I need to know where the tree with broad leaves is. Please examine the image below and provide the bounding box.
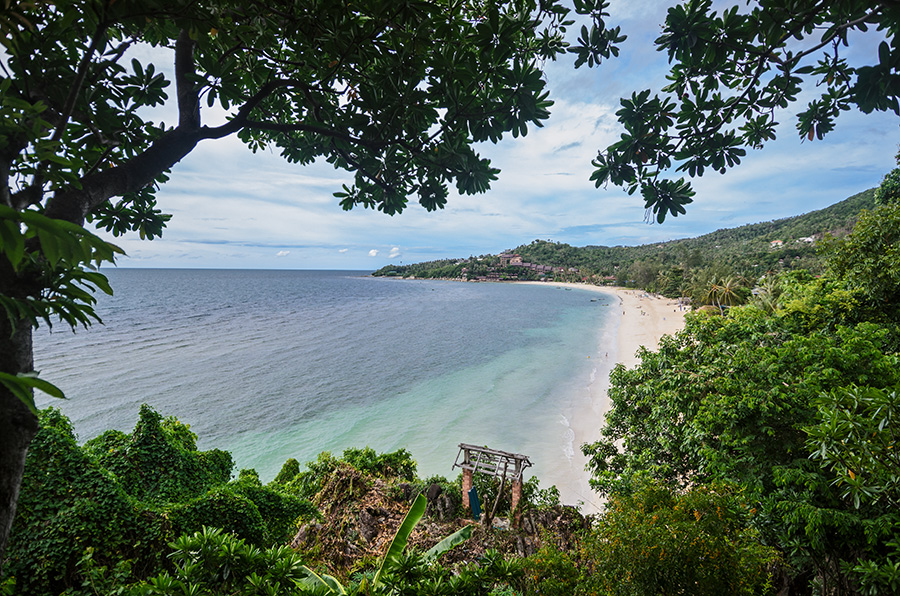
[874,148,900,206]
[588,0,900,223]
[582,306,900,593]
[0,0,626,566]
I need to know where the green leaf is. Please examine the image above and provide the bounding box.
[0,219,25,269]
[423,523,472,561]
[79,271,115,296]
[299,566,346,595]
[0,371,65,416]
[374,493,426,587]
[36,227,61,267]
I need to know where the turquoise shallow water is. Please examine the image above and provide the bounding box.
[33,269,618,508]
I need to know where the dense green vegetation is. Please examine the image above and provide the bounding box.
[1,403,575,595]
[1,403,782,595]
[526,481,779,596]
[579,200,900,594]
[2,405,318,595]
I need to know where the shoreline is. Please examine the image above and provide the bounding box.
[519,282,686,512]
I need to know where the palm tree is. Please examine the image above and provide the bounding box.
[703,275,744,315]
[750,276,780,313]
[717,275,743,310]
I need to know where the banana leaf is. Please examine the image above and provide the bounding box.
[373,493,427,587]
[299,565,346,595]
[424,524,473,561]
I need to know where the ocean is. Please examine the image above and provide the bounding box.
[33,269,619,509]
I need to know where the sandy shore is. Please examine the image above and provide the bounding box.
[609,287,687,368]
[520,282,686,511]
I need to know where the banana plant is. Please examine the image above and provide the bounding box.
[299,566,349,595]
[305,493,472,595]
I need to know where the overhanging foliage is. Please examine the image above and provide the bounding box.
[589,0,900,221]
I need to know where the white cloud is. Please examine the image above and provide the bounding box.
[104,6,898,271]
[276,250,290,257]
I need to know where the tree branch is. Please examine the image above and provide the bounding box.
[51,23,107,144]
[200,78,315,139]
[653,0,865,173]
[334,144,396,195]
[0,159,11,208]
[240,119,391,150]
[43,127,205,225]
[175,29,200,129]
[785,6,885,69]
[42,72,353,225]
[40,26,208,225]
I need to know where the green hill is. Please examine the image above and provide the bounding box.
[373,188,875,296]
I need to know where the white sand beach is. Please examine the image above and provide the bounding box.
[611,287,687,368]
[520,282,686,511]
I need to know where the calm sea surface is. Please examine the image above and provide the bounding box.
[33,269,618,508]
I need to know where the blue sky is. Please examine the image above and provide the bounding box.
[108,1,899,271]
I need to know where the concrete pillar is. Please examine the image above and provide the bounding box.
[462,469,473,511]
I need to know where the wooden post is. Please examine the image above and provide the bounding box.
[484,464,507,529]
[451,443,532,524]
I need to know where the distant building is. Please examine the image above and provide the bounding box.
[770,240,784,248]
[498,252,522,266]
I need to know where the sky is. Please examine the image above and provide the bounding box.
[107,1,899,271]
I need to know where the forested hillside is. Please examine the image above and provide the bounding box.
[374,189,874,305]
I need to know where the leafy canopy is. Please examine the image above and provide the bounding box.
[588,0,900,222]
[2,0,624,227]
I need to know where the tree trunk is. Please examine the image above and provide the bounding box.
[0,310,38,571]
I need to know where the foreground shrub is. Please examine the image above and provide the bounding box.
[276,447,418,501]
[166,486,269,546]
[2,407,318,595]
[85,404,233,504]
[230,469,320,544]
[129,527,313,596]
[590,481,777,595]
[3,409,167,595]
[341,447,417,481]
[525,480,778,596]
[132,497,505,596]
[805,385,900,594]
